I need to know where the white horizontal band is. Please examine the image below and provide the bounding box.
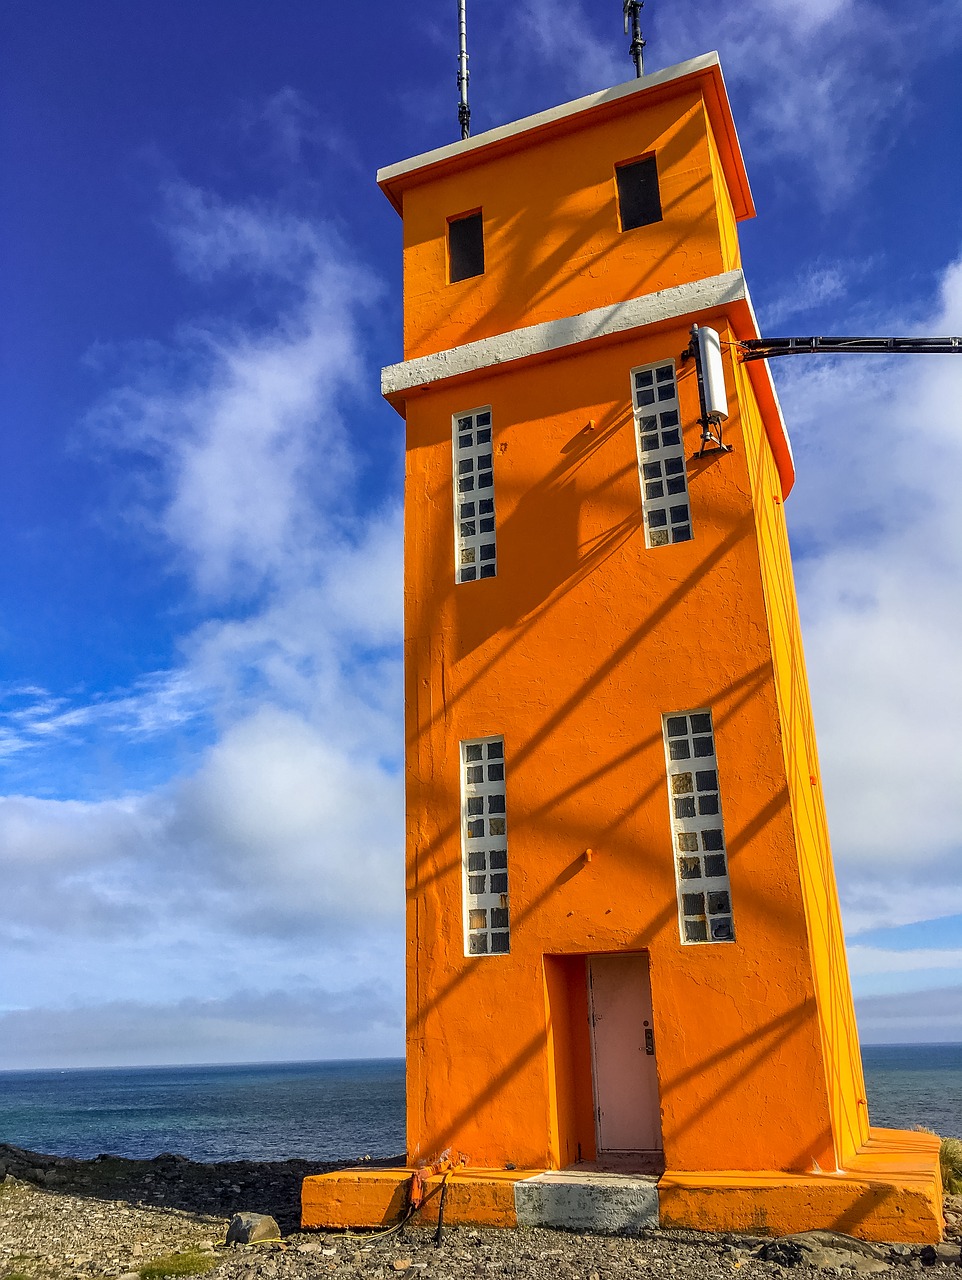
[381,270,748,398]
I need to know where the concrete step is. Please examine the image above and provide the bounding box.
[515,1169,660,1234]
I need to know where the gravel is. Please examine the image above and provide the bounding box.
[2,1145,960,1280]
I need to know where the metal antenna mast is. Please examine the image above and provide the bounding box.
[623,1,645,78]
[457,0,470,140]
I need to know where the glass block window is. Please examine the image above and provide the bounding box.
[460,735,510,956]
[632,361,693,547]
[662,710,735,945]
[453,407,496,583]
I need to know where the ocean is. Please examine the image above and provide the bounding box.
[0,1046,958,1165]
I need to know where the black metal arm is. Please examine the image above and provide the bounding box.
[739,336,962,361]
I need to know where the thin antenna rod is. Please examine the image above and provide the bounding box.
[623,1,645,78]
[457,0,470,140]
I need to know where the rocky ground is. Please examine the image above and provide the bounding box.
[2,1145,961,1280]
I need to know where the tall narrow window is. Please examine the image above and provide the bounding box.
[662,710,735,945]
[632,360,693,547]
[453,407,496,582]
[461,736,510,956]
[616,155,662,231]
[449,211,484,282]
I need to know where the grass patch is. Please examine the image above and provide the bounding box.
[3,1273,34,1280]
[138,1252,217,1279]
[940,1136,962,1195]
[916,1128,962,1195]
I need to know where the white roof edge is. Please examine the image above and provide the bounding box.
[382,269,746,396]
[376,52,722,187]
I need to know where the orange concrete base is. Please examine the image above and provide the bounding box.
[659,1130,944,1243]
[301,1167,539,1230]
[302,1130,942,1243]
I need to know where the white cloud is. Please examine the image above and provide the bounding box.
[171,707,403,934]
[0,671,204,760]
[759,261,862,329]
[507,0,624,100]
[849,946,962,977]
[651,1,961,202]
[92,187,385,601]
[0,714,402,953]
[856,984,962,1044]
[0,176,406,1068]
[774,254,962,933]
[0,987,402,1070]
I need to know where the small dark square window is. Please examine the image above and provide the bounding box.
[449,212,484,282]
[616,155,662,232]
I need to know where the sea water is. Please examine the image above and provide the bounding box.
[0,1046,958,1164]
[0,1058,405,1163]
[861,1043,962,1138]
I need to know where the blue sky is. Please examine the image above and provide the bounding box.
[1,0,961,1068]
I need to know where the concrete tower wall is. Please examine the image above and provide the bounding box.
[303,52,942,1243]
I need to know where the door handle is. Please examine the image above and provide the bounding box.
[644,1026,655,1056]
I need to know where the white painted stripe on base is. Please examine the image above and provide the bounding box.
[514,1171,660,1234]
[381,271,748,397]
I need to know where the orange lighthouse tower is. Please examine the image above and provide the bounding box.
[303,53,942,1241]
